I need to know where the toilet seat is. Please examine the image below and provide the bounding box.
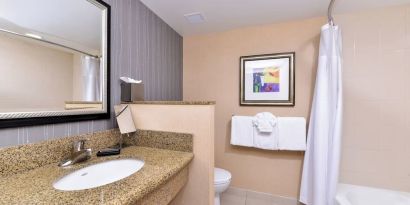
[214,168,231,185]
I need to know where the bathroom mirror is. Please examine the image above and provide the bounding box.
[0,0,110,128]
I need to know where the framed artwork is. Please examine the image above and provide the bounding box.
[240,52,295,106]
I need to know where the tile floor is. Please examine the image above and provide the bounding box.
[220,187,301,205]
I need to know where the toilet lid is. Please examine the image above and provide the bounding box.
[214,168,231,185]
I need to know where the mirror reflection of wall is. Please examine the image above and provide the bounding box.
[0,0,105,113]
[0,32,74,112]
[0,32,103,112]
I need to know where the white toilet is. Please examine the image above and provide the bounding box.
[214,167,232,205]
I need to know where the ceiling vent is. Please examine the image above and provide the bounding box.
[184,12,206,24]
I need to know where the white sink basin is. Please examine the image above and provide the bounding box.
[53,158,144,191]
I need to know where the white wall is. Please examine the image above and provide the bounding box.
[0,33,73,112]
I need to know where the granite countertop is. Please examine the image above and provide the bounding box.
[122,101,216,105]
[0,146,193,205]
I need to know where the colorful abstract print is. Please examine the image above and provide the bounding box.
[253,67,280,93]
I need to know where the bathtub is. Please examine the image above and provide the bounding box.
[336,183,410,205]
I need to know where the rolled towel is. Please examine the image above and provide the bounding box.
[253,112,277,133]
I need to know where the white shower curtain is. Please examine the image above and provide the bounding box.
[81,55,102,102]
[300,23,343,205]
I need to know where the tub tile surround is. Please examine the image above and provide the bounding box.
[337,4,410,192]
[0,129,194,204]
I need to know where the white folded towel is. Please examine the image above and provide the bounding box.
[230,116,254,147]
[252,112,278,150]
[253,112,277,133]
[253,128,278,150]
[277,117,306,151]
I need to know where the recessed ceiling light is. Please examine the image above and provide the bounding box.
[25,33,42,39]
[184,12,206,24]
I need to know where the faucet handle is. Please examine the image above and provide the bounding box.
[72,139,86,152]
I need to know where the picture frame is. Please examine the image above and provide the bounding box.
[240,52,295,106]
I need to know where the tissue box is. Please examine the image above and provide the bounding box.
[121,82,144,102]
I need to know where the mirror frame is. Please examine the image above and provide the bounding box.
[0,0,111,129]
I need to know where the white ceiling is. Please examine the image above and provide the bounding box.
[0,0,103,55]
[140,0,410,36]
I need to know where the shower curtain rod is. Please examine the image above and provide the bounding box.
[328,0,336,25]
[0,28,100,58]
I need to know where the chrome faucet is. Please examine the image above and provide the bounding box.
[58,140,92,167]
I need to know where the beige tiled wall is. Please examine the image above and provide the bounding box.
[337,5,410,192]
